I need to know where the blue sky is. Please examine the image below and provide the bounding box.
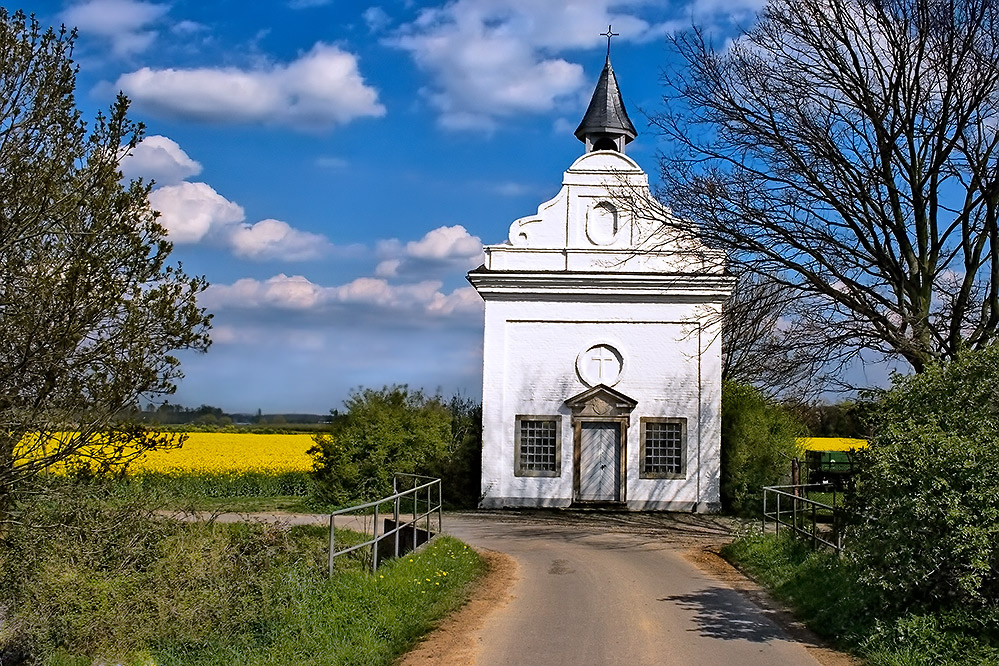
[29,0,763,413]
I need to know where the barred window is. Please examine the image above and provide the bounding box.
[515,416,561,477]
[640,418,686,478]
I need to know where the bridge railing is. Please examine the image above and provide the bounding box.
[762,483,846,554]
[328,473,442,575]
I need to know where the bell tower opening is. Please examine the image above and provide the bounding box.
[592,137,619,152]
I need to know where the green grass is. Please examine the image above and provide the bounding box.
[722,530,999,665]
[1,484,485,666]
[130,471,316,501]
[172,494,320,513]
[120,472,439,515]
[150,536,483,666]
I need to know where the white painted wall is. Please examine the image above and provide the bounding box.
[469,149,733,512]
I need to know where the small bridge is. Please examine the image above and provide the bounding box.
[327,473,442,574]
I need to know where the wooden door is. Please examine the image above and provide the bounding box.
[578,422,620,501]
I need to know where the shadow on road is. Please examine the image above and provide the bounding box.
[446,509,742,549]
[661,587,789,643]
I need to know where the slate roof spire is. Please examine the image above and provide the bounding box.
[574,26,637,154]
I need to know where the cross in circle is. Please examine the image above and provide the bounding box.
[589,346,618,381]
[601,25,619,59]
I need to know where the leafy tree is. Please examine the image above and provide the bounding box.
[654,0,999,379]
[849,345,999,612]
[720,381,804,515]
[0,10,211,513]
[308,386,452,504]
[435,394,482,508]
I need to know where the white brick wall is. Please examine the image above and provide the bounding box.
[469,150,732,512]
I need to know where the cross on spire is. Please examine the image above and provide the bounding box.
[601,25,619,60]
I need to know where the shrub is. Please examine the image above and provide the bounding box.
[432,395,482,509]
[308,386,453,505]
[850,344,999,613]
[720,381,804,515]
[724,531,999,664]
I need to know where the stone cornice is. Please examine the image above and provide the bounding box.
[466,268,735,302]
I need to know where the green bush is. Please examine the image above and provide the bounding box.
[433,395,482,509]
[723,530,874,644]
[720,381,804,515]
[309,386,454,505]
[850,345,999,613]
[724,531,999,665]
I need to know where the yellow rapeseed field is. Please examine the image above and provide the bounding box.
[22,431,316,475]
[797,436,868,451]
[133,433,315,474]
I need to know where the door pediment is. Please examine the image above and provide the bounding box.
[565,384,637,418]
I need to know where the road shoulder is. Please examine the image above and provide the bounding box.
[683,545,862,666]
[396,549,517,666]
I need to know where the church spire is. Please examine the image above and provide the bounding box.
[574,26,637,153]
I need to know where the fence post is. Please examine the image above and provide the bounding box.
[437,479,443,534]
[775,492,780,534]
[372,503,380,573]
[328,514,335,577]
[762,489,768,534]
[793,491,799,534]
[394,476,400,558]
[811,502,817,549]
[836,513,843,554]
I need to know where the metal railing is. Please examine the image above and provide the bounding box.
[762,483,846,553]
[327,473,442,575]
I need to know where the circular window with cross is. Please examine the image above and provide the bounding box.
[576,343,624,387]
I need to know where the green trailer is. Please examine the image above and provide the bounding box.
[805,449,857,487]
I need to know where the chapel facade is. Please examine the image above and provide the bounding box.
[467,54,733,511]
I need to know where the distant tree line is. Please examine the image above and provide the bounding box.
[120,403,330,428]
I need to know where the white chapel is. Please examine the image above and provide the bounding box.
[467,53,734,512]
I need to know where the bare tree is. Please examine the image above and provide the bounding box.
[721,272,833,397]
[653,0,999,376]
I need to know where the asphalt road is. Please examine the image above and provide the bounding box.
[442,511,826,666]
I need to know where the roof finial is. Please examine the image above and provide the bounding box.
[601,25,619,61]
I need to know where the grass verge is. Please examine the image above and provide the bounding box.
[1,485,485,666]
[722,530,999,666]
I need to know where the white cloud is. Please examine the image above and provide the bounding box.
[61,0,169,56]
[407,224,483,259]
[375,259,402,278]
[172,20,206,35]
[316,155,349,169]
[489,181,537,197]
[364,6,392,32]
[206,274,327,310]
[230,219,331,261]
[149,181,244,243]
[387,0,679,130]
[148,180,332,260]
[687,0,767,19]
[375,225,483,276]
[116,43,386,130]
[427,286,482,315]
[202,274,482,318]
[121,135,202,186]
